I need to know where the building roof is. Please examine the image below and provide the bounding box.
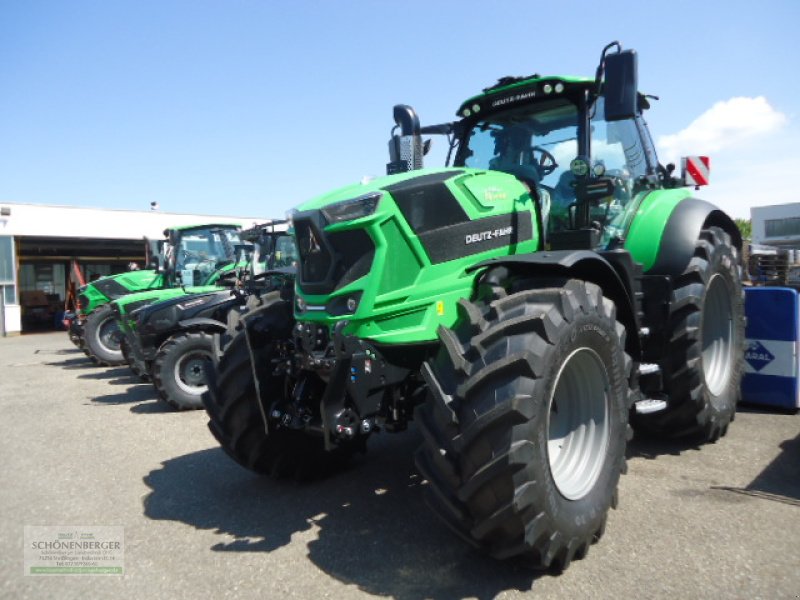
[0,202,268,240]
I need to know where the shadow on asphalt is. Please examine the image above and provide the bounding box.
[743,432,800,502]
[130,400,174,414]
[91,384,155,406]
[626,432,704,460]
[77,367,137,381]
[44,357,94,369]
[142,430,544,599]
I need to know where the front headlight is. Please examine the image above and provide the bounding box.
[320,192,381,224]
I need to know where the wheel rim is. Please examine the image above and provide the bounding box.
[702,274,734,397]
[547,347,610,501]
[97,317,121,353]
[174,351,213,395]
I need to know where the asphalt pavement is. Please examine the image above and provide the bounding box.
[1,332,798,599]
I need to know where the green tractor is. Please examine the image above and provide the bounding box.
[117,222,295,410]
[66,237,163,348]
[82,223,244,366]
[203,43,744,570]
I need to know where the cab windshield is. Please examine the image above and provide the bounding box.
[174,226,241,284]
[456,98,580,232]
[456,98,579,188]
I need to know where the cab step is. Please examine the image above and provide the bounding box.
[634,398,668,414]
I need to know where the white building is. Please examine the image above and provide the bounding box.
[0,202,268,336]
[751,203,800,248]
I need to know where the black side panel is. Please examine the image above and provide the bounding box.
[177,317,227,332]
[420,211,534,264]
[649,198,739,276]
[382,170,464,195]
[386,177,469,234]
[93,278,130,300]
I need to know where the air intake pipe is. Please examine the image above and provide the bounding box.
[386,104,423,175]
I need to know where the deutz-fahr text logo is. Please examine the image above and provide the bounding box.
[745,340,775,372]
[466,226,514,245]
[491,90,536,108]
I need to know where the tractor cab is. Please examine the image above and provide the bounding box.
[388,44,671,251]
[163,224,243,286]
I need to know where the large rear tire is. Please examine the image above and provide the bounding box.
[83,305,125,366]
[415,280,632,571]
[202,297,352,479]
[633,226,744,442]
[152,331,216,410]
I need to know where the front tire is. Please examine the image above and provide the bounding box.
[415,280,631,570]
[152,331,215,410]
[121,337,150,382]
[634,226,744,442]
[83,305,125,366]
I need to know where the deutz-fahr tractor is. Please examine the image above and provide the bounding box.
[66,237,163,348]
[119,222,295,410]
[203,43,744,571]
[81,223,244,366]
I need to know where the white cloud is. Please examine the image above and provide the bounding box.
[657,97,787,165]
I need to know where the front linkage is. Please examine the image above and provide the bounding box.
[246,310,427,451]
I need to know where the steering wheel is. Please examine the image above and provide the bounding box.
[530,146,558,176]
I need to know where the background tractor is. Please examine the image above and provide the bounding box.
[120,221,295,410]
[65,237,163,348]
[81,223,244,366]
[203,42,744,571]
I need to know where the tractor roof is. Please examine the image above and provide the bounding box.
[167,223,241,234]
[457,75,593,119]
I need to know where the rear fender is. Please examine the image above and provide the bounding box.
[626,194,742,276]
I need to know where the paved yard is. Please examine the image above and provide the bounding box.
[1,332,798,599]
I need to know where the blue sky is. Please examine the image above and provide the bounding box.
[1,0,798,219]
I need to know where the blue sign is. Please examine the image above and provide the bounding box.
[744,340,775,372]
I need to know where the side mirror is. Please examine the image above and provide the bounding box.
[604,50,638,121]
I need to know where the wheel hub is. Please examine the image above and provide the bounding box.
[702,274,734,397]
[98,319,121,352]
[547,347,611,501]
[174,352,213,394]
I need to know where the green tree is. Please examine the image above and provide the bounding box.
[735,218,752,240]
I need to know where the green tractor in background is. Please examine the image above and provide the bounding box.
[203,43,744,570]
[81,223,244,366]
[66,237,164,348]
[116,221,295,410]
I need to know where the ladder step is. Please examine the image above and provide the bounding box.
[638,362,660,376]
[635,398,668,414]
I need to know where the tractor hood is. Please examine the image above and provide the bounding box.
[290,166,540,344]
[295,167,461,212]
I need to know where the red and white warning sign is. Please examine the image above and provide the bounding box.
[682,156,710,187]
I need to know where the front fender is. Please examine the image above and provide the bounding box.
[470,250,642,359]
